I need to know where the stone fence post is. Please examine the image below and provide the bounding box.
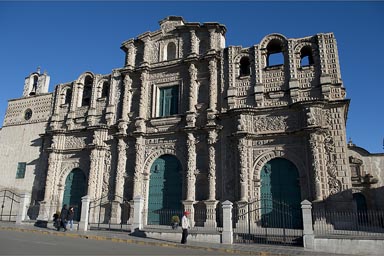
[132,195,144,232]
[16,192,31,224]
[222,200,233,244]
[301,199,314,249]
[79,195,91,231]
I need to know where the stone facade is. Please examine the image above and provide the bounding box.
[0,16,383,223]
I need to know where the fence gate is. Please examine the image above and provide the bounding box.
[0,190,20,222]
[233,199,303,246]
[88,194,130,232]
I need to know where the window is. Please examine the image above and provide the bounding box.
[16,162,26,179]
[166,42,176,61]
[64,88,72,104]
[82,76,93,106]
[30,76,38,96]
[158,86,179,117]
[266,39,284,67]
[101,81,110,98]
[300,46,314,67]
[239,57,251,76]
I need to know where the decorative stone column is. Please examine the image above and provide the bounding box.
[133,136,145,197]
[222,200,233,244]
[309,132,323,201]
[190,30,198,56]
[105,70,120,126]
[78,195,91,231]
[209,29,216,53]
[204,130,218,227]
[16,192,31,224]
[142,37,151,66]
[238,137,248,202]
[37,151,60,221]
[121,74,133,122]
[182,200,195,227]
[126,40,136,69]
[132,195,144,232]
[186,133,196,201]
[135,71,148,133]
[301,200,315,249]
[208,59,217,112]
[110,138,127,224]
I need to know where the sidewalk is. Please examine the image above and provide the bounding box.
[0,221,347,256]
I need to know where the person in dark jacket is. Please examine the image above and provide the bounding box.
[59,204,69,231]
[67,207,75,231]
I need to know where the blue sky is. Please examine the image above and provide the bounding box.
[0,1,383,153]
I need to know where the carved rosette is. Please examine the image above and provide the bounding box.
[186,133,196,200]
[115,138,127,200]
[238,137,248,201]
[207,130,217,200]
[208,59,217,112]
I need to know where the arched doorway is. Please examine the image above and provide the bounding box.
[260,158,302,228]
[147,155,182,225]
[63,168,87,221]
[353,193,367,212]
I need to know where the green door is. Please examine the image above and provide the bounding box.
[63,168,87,221]
[260,158,302,228]
[148,155,182,225]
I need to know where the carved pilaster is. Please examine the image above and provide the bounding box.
[207,130,217,200]
[127,42,136,68]
[188,63,198,112]
[142,38,151,65]
[186,133,196,201]
[190,30,198,56]
[323,130,341,195]
[121,74,132,121]
[133,136,145,196]
[204,200,218,228]
[309,132,323,201]
[182,200,195,227]
[208,59,217,112]
[209,29,216,52]
[238,137,248,202]
[115,138,126,201]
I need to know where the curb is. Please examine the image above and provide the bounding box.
[0,226,278,255]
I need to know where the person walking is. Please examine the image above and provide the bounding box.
[67,207,75,231]
[181,211,191,244]
[59,204,69,232]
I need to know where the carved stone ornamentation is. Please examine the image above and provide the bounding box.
[186,133,196,200]
[65,136,86,149]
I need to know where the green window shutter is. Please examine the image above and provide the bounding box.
[159,86,178,117]
[16,162,26,179]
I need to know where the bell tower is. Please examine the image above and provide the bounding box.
[22,67,50,97]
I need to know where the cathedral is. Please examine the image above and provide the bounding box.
[0,16,383,225]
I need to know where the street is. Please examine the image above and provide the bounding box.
[0,229,234,255]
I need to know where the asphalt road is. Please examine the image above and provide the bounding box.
[0,229,234,256]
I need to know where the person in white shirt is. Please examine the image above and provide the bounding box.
[181,211,190,244]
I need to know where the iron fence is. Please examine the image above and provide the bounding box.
[313,210,384,237]
[144,207,223,232]
[88,194,130,232]
[233,199,303,246]
[0,190,20,222]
